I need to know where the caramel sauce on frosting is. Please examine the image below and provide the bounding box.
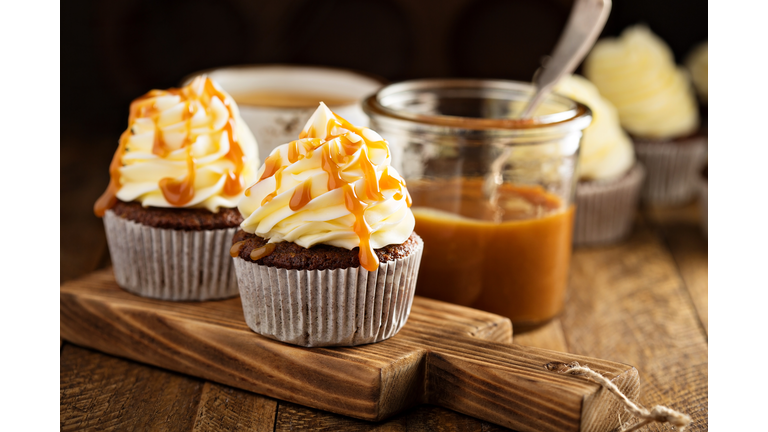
[94,76,259,216]
[238,103,414,271]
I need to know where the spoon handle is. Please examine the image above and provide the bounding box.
[519,0,611,119]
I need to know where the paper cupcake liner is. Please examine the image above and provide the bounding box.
[573,163,645,247]
[698,178,708,238]
[103,210,239,301]
[633,136,707,205]
[233,235,424,347]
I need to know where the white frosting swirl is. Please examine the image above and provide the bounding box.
[238,103,414,253]
[584,25,699,139]
[555,75,635,180]
[115,76,259,212]
[686,41,708,105]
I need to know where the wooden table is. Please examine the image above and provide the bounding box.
[60,134,708,431]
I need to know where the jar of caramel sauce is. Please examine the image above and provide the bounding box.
[364,80,592,327]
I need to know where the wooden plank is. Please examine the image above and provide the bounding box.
[273,401,511,431]
[656,223,708,336]
[192,382,278,432]
[402,405,510,432]
[644,203,708,335]
[274,400,407,431]
[60,344,204,431]
[562,221,708,431]
[513,319,568,353]
[61,269,640,432]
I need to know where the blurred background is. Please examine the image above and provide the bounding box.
[61,0,706,280]
[63,0,706,138]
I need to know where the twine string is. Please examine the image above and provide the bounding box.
[545,361,692,432]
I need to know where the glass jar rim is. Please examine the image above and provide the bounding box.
[362,78,592,133]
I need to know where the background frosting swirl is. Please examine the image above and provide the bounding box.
[113,76,259,212]
[584,25,699,139]
[238,103,414,266]
[685,41,708,105]
[555,75,635,181]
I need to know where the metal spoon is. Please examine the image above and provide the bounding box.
[483,0,611,216]
[520,0,611,118]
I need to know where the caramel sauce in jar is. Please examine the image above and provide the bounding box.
[408,178,574,325]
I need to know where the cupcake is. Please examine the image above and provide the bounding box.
[555,75,645,246]
[232,103,423,347]
[584,25,705,205]
[698,164,707,238]
[94,76,260,300]
[685,41,708,115]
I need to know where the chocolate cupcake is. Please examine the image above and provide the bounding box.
[585,25,705,206]
[555,75,645,246]
[94,76,260,300]
[232,103,423,347]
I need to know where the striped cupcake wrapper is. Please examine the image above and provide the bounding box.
[573,163,645,247]
[233,234,424,347]
[698,179,708,238]
[634,137,707,205]
[103,210,239,301]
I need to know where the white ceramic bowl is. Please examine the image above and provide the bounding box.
[184,65,385,158]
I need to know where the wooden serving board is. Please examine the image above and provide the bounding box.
[60,269,640,432]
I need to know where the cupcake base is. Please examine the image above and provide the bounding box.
[233,234,424,347]
[574,163,645,246]
[103,210,239,301]
[633,136,707,205]
[698,177,708,238]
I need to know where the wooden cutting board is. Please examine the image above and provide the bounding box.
[60,268,639,432]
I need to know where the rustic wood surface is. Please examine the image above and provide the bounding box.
[61,270,639,432]
[61,134,708,431]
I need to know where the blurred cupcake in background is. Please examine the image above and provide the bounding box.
[584,25,705,206]
[555,74,644,246]
[685,41,708,237]
[685,41,708,118]
[698,164,707,238]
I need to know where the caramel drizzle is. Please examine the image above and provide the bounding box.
[321,144,346,191]
[359,149,383,201]
[94,129,131,217]
[94,77,246,217]
[339,134,363,155]
[230,240,246,257]
[258,150,282,182]
[230,240,276,261]
[342,184,377,272]
[159,147,196,206]
[379,169,412,206]
[288,140,303,164]
[298,109,414,271]
[251,243,276,261]
[261,167,284,206]
[289,178,313,211]
[222,118,246,196]
[247,108,409,271]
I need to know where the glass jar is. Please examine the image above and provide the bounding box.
[363,79,592,328]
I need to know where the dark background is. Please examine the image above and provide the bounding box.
[61,0,706,280]
[62,0,707,139]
